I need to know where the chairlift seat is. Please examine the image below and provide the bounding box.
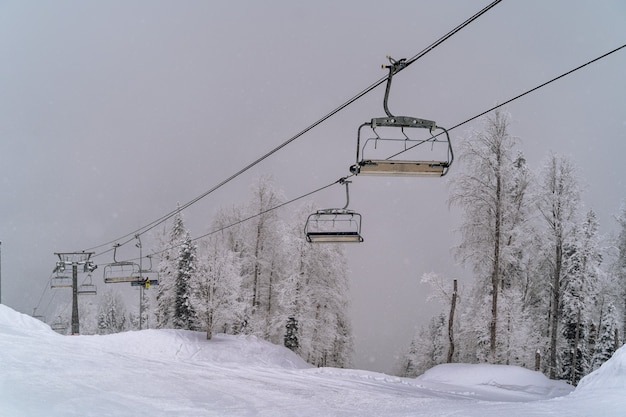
[306,231,364,243]
[78,284,97,295]
[352,159,448,177]
[104,276,139,283]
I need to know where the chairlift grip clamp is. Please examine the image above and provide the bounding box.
[371,116,436,131]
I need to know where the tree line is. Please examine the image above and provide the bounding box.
[397,110,624,385]
[83,177,353,368]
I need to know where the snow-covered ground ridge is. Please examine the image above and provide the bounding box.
[1,304,624,416]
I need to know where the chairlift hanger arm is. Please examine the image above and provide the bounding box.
[382,56,407,118]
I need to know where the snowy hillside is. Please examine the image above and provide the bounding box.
[1,305,624,416]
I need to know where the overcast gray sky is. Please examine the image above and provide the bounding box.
[1,1,625,373]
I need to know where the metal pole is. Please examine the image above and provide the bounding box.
[71,263,79,334]
[137,235,143,330]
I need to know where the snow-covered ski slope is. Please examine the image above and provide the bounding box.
[1,305,624,416]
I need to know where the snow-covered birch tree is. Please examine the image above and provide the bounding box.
[238,176,285,339]
[536,153,580,379]
[194,235,242,339]
[449,109,521,363]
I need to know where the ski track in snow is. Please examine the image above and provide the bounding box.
[1,305,625,416]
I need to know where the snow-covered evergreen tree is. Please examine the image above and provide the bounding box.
[592,302,619,370]
[172,230,199,330]
[97,289,127,335]
[284,316,299,353]
[155,211,186,329]
[154,209,199,331]
[559,210,603,384]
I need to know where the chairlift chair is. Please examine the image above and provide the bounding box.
[32,308,45,323]
[305,209,363,243]
[50,274,72,289]
[78,274,97,295]
[304,179,364,243]
[103,261,141,283]
[51,316,67,332]
[349,56,453,177]
[103,243,142,283]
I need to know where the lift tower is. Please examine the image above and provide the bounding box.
[53,252,96,334]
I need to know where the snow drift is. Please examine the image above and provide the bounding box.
[1,304,624,416]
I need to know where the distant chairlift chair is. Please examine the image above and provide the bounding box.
[51,316,68,333]
[50,273,73,289]
[304,179,364,243]
[78,273,97,295]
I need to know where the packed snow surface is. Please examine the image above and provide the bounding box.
[1,305,624,416]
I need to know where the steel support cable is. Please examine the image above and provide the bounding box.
[404,0,502,67]
[34,273,54,316]
[84,43,626,268]
[116,175,352,263]
[384,43,626,161]
[82,0,502,256]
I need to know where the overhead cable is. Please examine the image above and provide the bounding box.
[386,42,626,161]
[95,42,626,264]
[82,0,502,255]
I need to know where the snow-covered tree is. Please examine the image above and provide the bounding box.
[155,210,186,328]
[420,272,459,363]
[97,289,127,335]
[536,153,581,379]
[449,109,524,362]
[154,209,199,330]
[397,314,447,377]
[172,230,199,330]
[559,209,603,384]
[592,302,619,370]
[279,203,354,368]
[615,202,626,340]
[194,235,243,339]
[238,176,286,339]
[284,316,299,353]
